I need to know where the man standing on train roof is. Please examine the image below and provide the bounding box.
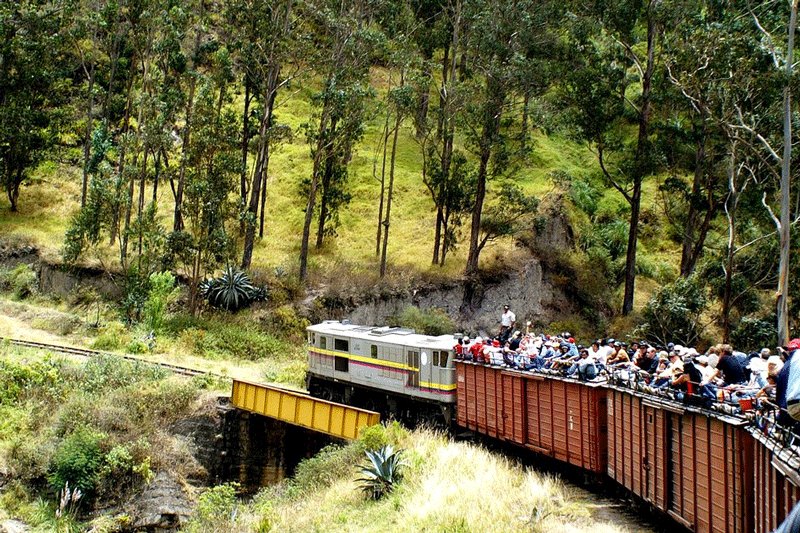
[777,338,800,427]
[499,305,516,343]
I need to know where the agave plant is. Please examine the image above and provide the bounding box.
[200,266,264,312]
[356,445,406,500]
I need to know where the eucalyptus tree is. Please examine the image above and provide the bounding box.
[461,0,562,279]
[0,0,68,212]
[228,0,299,270]
[298,0,381,281]
[561,0,663,315]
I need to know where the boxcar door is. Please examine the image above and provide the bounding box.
[406,348,420,388]
[642,402,667,508]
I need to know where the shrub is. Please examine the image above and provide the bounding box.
[185,483,241,533]
[636,275,708,346]
[731,315,776,353]
[394,306,455,336]
[264,305,310,341]
[358,421,408,452]
[125,338,150,354]
[214,326,289,361]
[289,444,363,497]
[356,445,406,500]
[143,272,178,333]
[48,428,107,496]
[200,267,267,312]
[0,264,38,299]
[90,322,130,351]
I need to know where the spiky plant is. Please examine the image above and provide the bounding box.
[356,445,406,500]
[201,266,258,312]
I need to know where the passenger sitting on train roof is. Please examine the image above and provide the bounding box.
[469,336,485,363]
[567,348,598,380]
[653,351,683,388]
[607,343,630,366]
[710,344,747,386]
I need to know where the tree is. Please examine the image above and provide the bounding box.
[298,0,379,281]
[168,76,241,315]
[728,0,798,345]
[461,0,561,278]
[0,0,67,212]
[562,0,662,315]
[231,0,298,269]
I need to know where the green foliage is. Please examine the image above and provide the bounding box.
[288,444,364,498]
[168,314,290,361]
[264,305,310,341]
[90,322,131,351]
[75,353,168,394]
[0,264,38,299]
[200,266,267,312]
[568,178,601,216]
[48,428,107,496]
[731,316,777,353]
[637,275,708,346]
[0,356,65,404]
[356,445,406,500]
[358,421,408,453]
[185,483,241,533]
[394,306,455,336]
[143,272,178,333]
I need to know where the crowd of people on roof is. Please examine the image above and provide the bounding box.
[452,305,800,433]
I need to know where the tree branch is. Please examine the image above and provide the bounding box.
[730,106,782,164]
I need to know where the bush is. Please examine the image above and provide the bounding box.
[214,326,289,361]
[636,275,708,346]
[0,264,38,299]
[394,306,455,336]
[185,483,241,533]
[356,445,406,500]
[90,322,130,351]
[731,315,776,353]
[200,267,268,312]
[143,272,178,333]
[264,305,310,341]
[289,444,363,498]
[48,428,107,496]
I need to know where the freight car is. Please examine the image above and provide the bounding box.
[305,321,800,531]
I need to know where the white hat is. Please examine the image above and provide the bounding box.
[475,336,483,343]
[767,355,784,370]
[695,355,709,364]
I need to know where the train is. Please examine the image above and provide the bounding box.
[305,320,800,533]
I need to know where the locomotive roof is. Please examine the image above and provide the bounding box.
[308,320,457,349]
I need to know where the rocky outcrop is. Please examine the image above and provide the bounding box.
[340,259,572,334]
[125,472,194,532]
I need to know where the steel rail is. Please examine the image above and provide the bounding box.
[0,336,227,380]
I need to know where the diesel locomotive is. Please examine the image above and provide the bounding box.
[305,320,458,425]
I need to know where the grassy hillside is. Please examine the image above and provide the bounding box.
[190,425,638,533]
[0,68,677,304]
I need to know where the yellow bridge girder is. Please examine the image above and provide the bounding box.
[230,379,380,440]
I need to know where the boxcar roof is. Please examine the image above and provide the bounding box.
[307,320,457,350]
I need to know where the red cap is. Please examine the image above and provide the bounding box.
[568,337,575,344]
[787,338,800,350]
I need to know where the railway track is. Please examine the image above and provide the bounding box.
[0,336,226,380]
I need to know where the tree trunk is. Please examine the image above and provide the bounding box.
[375,114,390,256]
[776,0,797,346]
[380,110,402,277]
[414,50,432,138]
[722,146,739,344]
[465,82,503,277]
[299,104,332,281]
[316,117,338,249]
[241,75,251,211]
[680,128,705,276]
[241,68,279,269]
[621,3,656,316]
[174,79,196,232]
[81,64,96,208]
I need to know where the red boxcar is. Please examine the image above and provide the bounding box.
[607,386,754,533]
[456,362,607,473]
[751,428,800,533]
